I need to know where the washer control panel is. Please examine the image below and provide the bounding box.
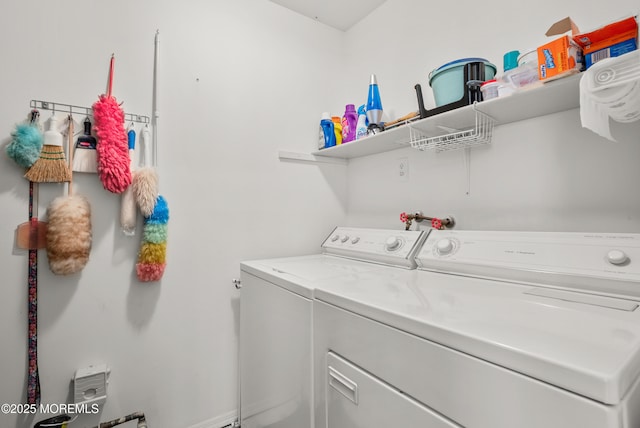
[416,230,640,297]
[322,227,428,269]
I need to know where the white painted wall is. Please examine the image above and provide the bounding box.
[1,1,639,428]
[342,0,640,232]
[0,1,346,428]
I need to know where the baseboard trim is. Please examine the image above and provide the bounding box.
[186,410,237,428]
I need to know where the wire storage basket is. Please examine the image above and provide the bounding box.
[409,108,495,152]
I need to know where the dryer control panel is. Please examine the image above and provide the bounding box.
[416,230,640,298]
[322,227,429,269]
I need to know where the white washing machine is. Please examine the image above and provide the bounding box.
[239,226,428,428]
[313,230,640,428]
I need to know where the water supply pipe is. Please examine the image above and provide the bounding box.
[95,412,147,428]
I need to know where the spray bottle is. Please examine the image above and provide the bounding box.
[355,104,368,140]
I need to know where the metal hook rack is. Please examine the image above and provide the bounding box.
[30,99,150,124]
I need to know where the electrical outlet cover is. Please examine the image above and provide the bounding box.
[397,157,409,181]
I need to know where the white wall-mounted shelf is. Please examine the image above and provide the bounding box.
[278,151,347,165]
[310,73,582,160]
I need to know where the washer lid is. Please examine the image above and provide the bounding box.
[241,227,428,297]
[241,254,395,298]
[314,268,640,405]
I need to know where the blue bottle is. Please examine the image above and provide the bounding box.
[318,112,331,149]
[321,116,336,148]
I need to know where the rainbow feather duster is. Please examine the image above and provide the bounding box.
[136,195,168,282]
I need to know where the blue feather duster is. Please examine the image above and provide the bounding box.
[7,123,43,168]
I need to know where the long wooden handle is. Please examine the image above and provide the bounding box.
[384,111,419,128]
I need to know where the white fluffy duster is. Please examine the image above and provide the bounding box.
[132,167,159,217]
[46,195,92,275]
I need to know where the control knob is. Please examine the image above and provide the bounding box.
[607,250,629,265]
[385,236,402,251]
[436,238,454,255]
[340,235,350,243]
[330,235,339,242]
[351,237,360,244]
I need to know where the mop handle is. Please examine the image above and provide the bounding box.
[141,126,152,168]
[67,116,74,196]
[153,30,159,167]
[153,30,159,123]
[107,54,114,98]
[27,107,41,405]
[27,180,40,406]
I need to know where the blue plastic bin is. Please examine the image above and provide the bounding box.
[429,58,496,106]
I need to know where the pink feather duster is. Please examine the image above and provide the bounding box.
[92,55,131,193]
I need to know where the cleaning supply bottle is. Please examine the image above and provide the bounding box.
[332,116,343,145]
[355,104,368,140]
[318,112,331,150]
[341,104,358,143]
[320,115,336,148]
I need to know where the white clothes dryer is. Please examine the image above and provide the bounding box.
[239,227,428,428]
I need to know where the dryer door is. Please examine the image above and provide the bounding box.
[326,352,461,428]
[240,272,313,428]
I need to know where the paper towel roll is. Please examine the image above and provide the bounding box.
[580,50,640,141]
[609,81,640,123]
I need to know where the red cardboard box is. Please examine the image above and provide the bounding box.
[572,16,638,68]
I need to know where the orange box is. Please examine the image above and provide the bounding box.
[536,17,583,81]
[573,16,638,68]
[537,35,581,81]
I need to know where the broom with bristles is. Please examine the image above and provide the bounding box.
[24,114,72,183]
[72,117,98,173]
